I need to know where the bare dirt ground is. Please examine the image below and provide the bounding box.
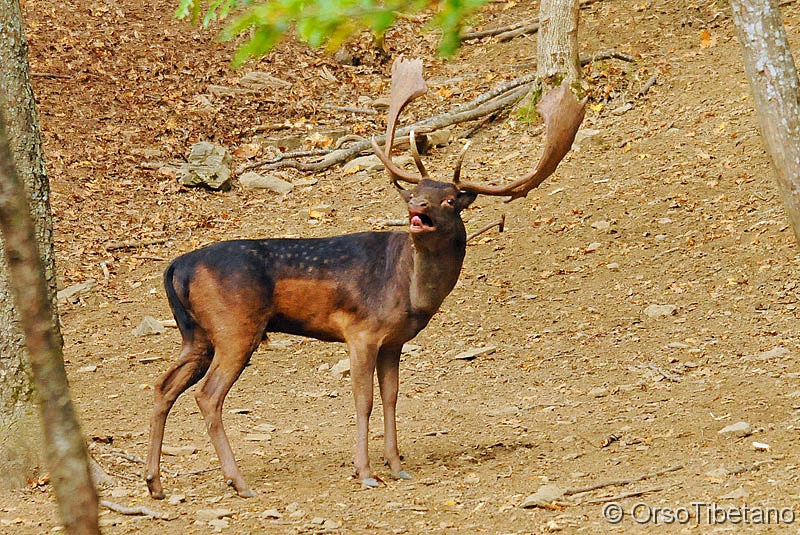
[4,0,800,533]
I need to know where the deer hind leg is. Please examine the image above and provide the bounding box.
[377,344,410,480]
[146,334,213,499]
[194,334,261,498]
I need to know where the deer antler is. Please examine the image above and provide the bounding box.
[453,84,587,202]
[371,57,428,188]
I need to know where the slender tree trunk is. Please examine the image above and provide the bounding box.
[730,0,800,244]
[0,109,99,534]
[537,0,582,87]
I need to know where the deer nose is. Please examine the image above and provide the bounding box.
[409,197,429,209]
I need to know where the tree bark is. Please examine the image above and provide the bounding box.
[730,0,800,244]
[537,0,582,87]
[0,1,99,533]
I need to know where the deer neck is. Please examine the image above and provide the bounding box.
[408,234,466,314]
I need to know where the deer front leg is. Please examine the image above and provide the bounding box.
[377,344,410,480]
[348,338,380,487]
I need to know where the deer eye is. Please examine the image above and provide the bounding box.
[442,198,455,207]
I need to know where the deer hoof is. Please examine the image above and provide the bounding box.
[395,470,412,480]
[361,477,382,488]
[237,488,257,498]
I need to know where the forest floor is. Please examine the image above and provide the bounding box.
[4,0,800,533]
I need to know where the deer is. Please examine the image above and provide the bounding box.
[144,57,586,499]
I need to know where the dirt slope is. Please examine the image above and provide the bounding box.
[3,0,800,533]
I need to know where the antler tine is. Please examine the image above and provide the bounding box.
[374,56,428,188]
[455,84,587,202]
[408,131,429,178]
[452,140,472,184]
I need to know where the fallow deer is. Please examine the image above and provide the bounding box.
[145,57,586,498]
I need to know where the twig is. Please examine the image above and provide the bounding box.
[730,459,774,475]
[563,465,684,496]
[638,75,658,96]
[30,72,71,80]
[463,0,603,42]
[581,485,670,505]
[104,238,168,251]
[323,104,377,115]
[580,49,638,65]
[100,499,174,520]
[467,214,506,242]
[648,362,682,383]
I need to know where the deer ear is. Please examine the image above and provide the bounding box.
[456,190,477,211]
[397,186,412,202]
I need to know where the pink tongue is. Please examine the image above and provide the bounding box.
[411,215,423,227]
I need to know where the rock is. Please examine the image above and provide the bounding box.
[758,346,790,359]
[573,128,605,151]
[260,508,282,519]
[719,487,749,500]
[168,494,186,505]
[585,242,602,252]
[78,365,97,373]
[243,433,272,441]
[519,484,565,508]
[343,155,385,174]
[208,518,229,532]
[591,220,611,231]
[606,262,620,270]
[643,304,677,318]
[452,346,496,361]
[178,142,232,191]
[322,519,341,530]
[331,358,350,378]
[718,421,753,438]
[752,441,770,451]
[704,467,729,480]
[239,171,293,193]
[196,508,235,521]
[57,279,96,304]
[588,386,609,398]
[253,423,276,433]
[238,71,291,90]
[162,445,197,456]
[133,316,165,336]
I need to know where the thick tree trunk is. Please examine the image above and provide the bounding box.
[537,0,582,87]
[730,0,800,244]
[0,1,98,533]
[0,0,58,486]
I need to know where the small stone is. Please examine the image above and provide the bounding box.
[718,421,753,438]
[331,358,350,378]
[243,433,272,442]
[162,445,197,456]
[591,220,611,231]
[260,509,282,519]
[643,304,677,318]
[109,487,129,498]
[705,468,729,480]
[78,365,98,373]
[57,279,96,304]
[452,346,496,361]
[168,494,186,505]
[238,171,293,193]
[520,484,565,508]
[196,508,235,521]
[310,517,325,525]
[585,242,602,252]
[758,346,790,359]
[752,441,771,452]
[322,519,341,530]
[606,262,620,270]
[573,129,604,151]
[719,487,749,500]
[253,423,276,433]
[588,386,609,398]
[133,316,165,336]
[208,518,229,532]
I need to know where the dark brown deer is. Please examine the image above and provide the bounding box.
[145,57,586,499]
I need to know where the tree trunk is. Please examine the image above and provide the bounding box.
[537,0,582,87]
[0,1,99,533]
[730,0,800,244]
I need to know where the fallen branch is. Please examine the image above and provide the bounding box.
[563,465,684,496]
[580,49,637,65]
[104,238,168,251]
[581,485,671,505]
[100,499,174,520]
[462,0,604,42]
[467,214,506,242]
[323,104,377,115]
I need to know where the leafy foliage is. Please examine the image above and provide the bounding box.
[175,0,486,66]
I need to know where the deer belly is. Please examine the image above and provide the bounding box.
[268,279,359,343]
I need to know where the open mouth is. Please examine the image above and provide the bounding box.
[409,210,435,232]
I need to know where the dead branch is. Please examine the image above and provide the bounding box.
[581,485,671,505]
[563,465,684,496]
[467,215,506,242]
[104,238,168,251]
[581,49,637,65]
[462,0,604,42]
[250,84,529,173]
[638,75,658,96]
[100,499,174,520]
